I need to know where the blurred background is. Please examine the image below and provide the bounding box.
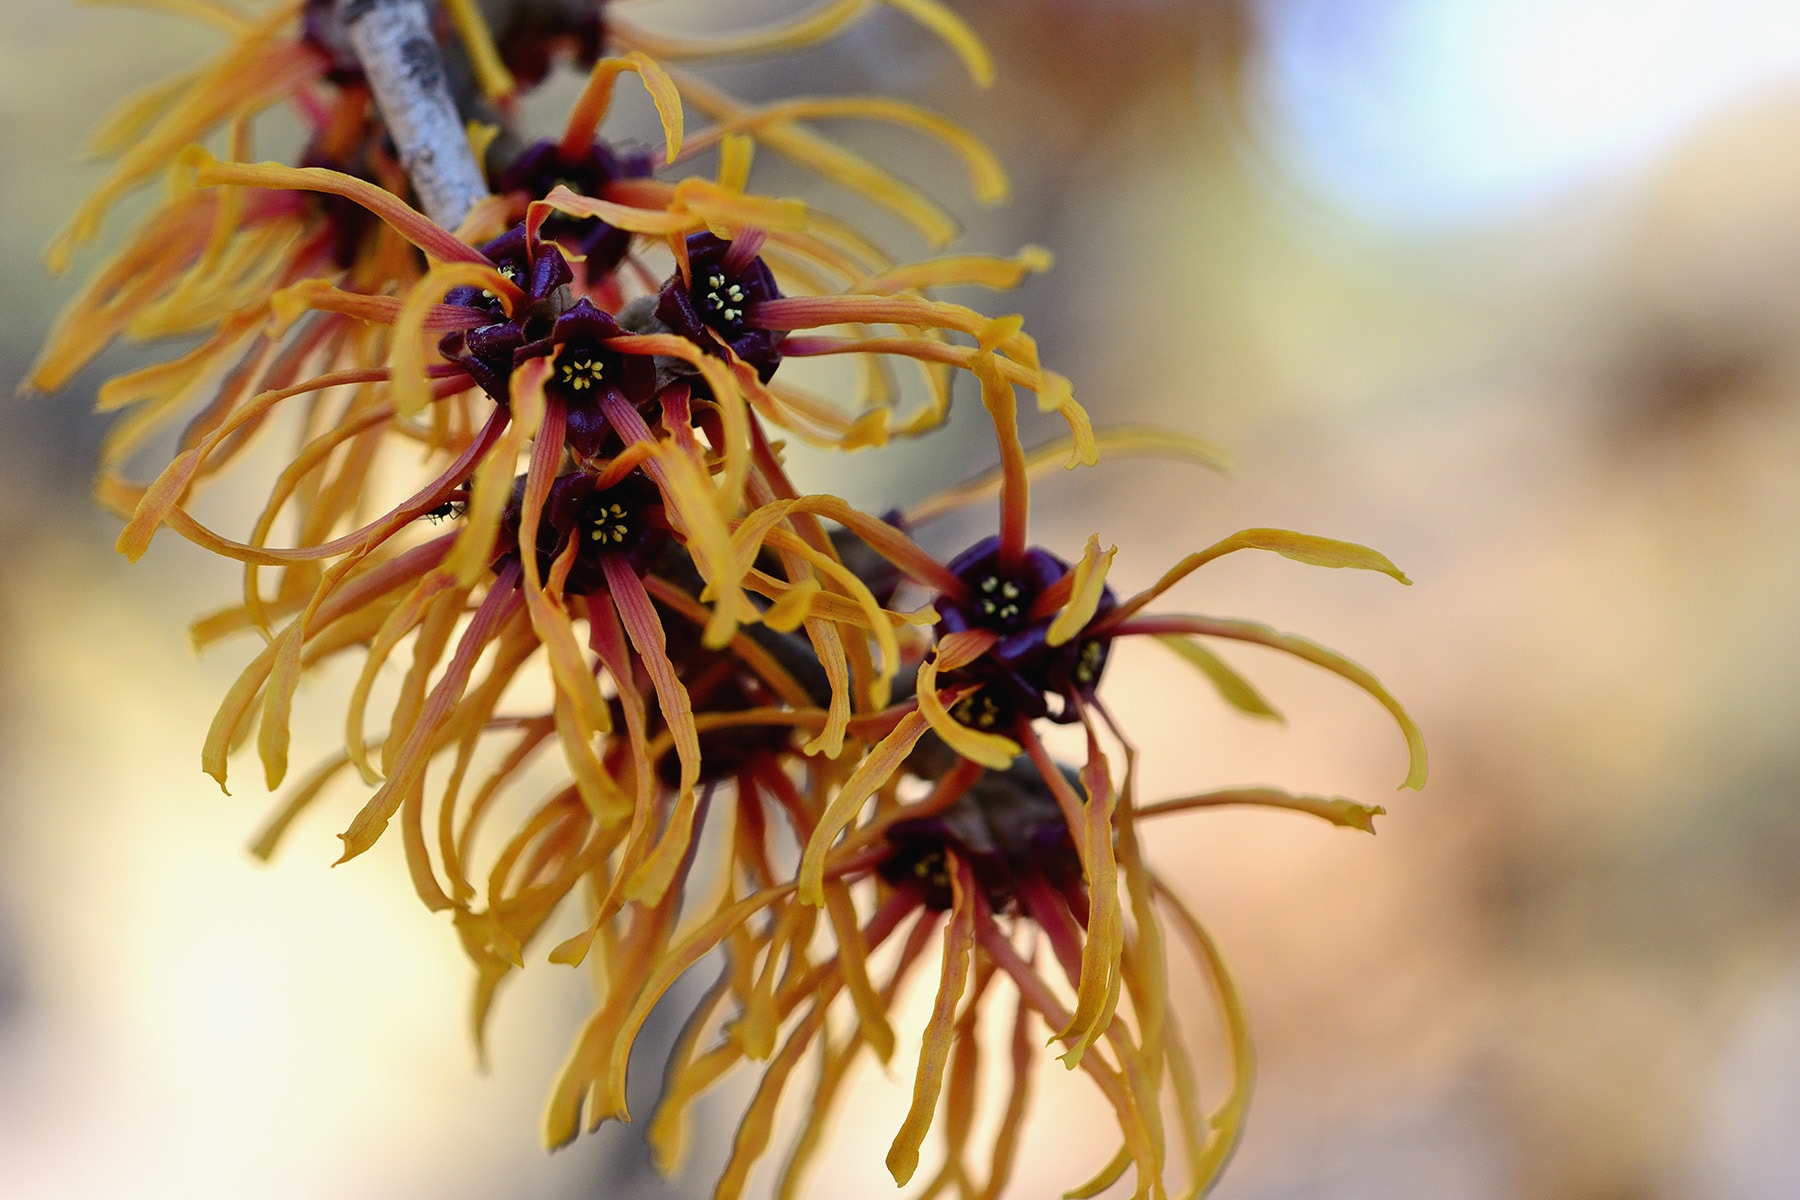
[4,0,1800,1197]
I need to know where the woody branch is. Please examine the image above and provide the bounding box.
[333,0,489,229]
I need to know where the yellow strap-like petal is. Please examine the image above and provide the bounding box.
[560,51,684,163]
[856,246,1052,295]
[1138,786,1384,832]
[1152,635,1283,721]
[797,709,931,905]
[1135,615,1428,792]
[1102,527,1412,632]
[442,0,517,99]
[717,132,755,192]
[877,0,993,86]
[915,649,1019,771]
[391,261,511,417]
[186,149,496,267]
[886,859,977,1185]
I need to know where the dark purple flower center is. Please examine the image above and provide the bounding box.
[438,225,579,406]
[966,570,1035,632]
[697,268,752,335]
[934,535,1119,725]
[950,688,1015,733]
[880,758,1084,913]
[490,3,606,90]
[655,232,786,381]
[498,470,665,594]
[547,339,621,403]
[496,139,655,274]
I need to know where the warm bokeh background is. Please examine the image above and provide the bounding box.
[4,1,1800,1197]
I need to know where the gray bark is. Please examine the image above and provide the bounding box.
[334,0,489,230]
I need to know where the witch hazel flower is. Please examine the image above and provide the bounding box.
[31,5,1429,1199]
[591,357,1426,1197]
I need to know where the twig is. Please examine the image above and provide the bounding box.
[334,0,489,230]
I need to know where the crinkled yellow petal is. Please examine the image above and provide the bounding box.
[83,65,201,158]
[886,859,977,1185]
[1035,370,1096,467]
[336,577,523,864]
[114,363,388,561]
[676,176,809,233]
[466,119,502,170]
[1046,535,1117,647]
[268,281,395,336]
[618,331,751,506]
[29,192,215,391]
[94,312,249,413]
[381,578,465,775]
[717,131,755,192]
[560,51,684,164]
[247,751,355,862]
[618,0,991,80]
[345,571,457,785]
[644,440,755,647]
[823,880,896,1063]
[87,0,252,34]
[1054,726,1122,1068]
[541,184,698,235]
[612,0,865,60]
[606,556,703,901]
[762,578,822,631]
[625,779,704,905]
[840,407,890,449]
[714,997,832,1200]
[1066,1147,1133,1200]
[797,709,931,905]
[1152,635,1282,722]
[687,94,1006,205]
[1138,786,1384,833]
[671,69,959,248]
[975,989,1037,1200]
[1102,528,1411,632]
[903,424,1230,528]
[1137,615,1427,791]
[759,525,901,686]
[255,617,306,791]
[46,21,315,272]
[857,246,1052,295]
[186,148,497,267]
[442,0,517,99]
[915,642,1018,771]
[553,689,631,826]
[878,0,994,86]
[546,896,681,1143]
[601,881,799,1122]
[392,261,511,416]
[448,385,536,587]
[523,561,613,755]
[736,899,814,1061]
[1155,877,1254,1196]
[801,616,853,758]
[645,973,734,1173]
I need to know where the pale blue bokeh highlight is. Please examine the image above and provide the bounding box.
[1257,0,1800,227]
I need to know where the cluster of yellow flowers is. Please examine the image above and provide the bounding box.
[32,2,1425,1196]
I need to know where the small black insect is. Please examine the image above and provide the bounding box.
[423,499,467,523]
